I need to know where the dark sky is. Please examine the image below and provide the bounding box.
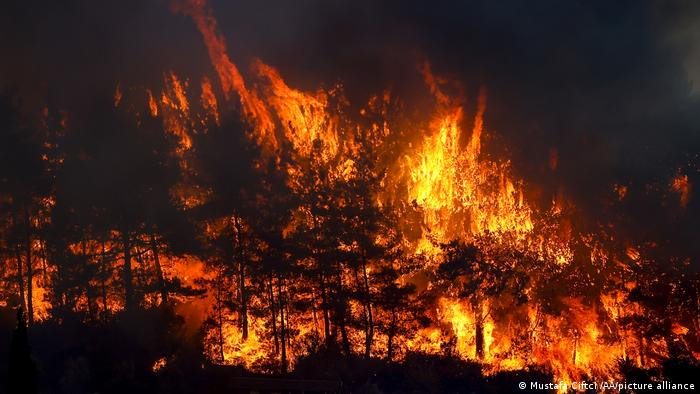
[1,0,699,260]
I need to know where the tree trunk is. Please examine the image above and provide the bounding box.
[319,274,331,344]
[387,309,397,362]
[150,234,168,306]
[25,234,33,326]
[22,205,34,326]
[362,258,374,358]
[217,279,225,363]
[11,211,26,314]
[100,241,108,320]
[310,288,320,337]
[15,246,26,315]
[286,300,292,350]
[277,276,287,374]
[233,216,248,340]
[269,275,279,354]
[122,231,134,312]
[335,270,350,355]
[239,260,247,340]
[40,240,48,282]
[82,241,95,321]
[339,315,350,355]
[474,300,484,360]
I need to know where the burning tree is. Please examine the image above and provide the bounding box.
[435,237,530,361]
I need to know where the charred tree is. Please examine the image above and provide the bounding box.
[24,206,34,326]
[277,275,288,374]
[232,215,249,340]
[150,234,169,306]
[14,244,26,316]
[7,308,37,394]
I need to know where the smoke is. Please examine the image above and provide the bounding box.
[0,0,210,112]
[1,0,699,260]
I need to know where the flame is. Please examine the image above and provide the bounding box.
[167,0,624,379]
[160,71,192,149]
[147,89,159,117]
[626,246,640,261]
[671,173,691,208]
[43,0,688,386]
[398,71,532,255]
[152,357,167,372]
[251,59,340,160]
[200,76,219,125]
[30,276,51,322]
[173,0,276,149]
[204,318,269,369]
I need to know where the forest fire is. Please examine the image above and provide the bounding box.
[1,0,699,393]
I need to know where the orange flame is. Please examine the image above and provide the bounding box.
[671,173,691,208]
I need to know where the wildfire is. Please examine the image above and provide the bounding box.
[14,0,688,389]
[159,0,655,382]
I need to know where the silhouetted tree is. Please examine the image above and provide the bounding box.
[191,112,263,349]
[0,92,51,326]
[7,308,36,394]
[374,255,430,361]
[47,95,191,315]
[436,236,530,360]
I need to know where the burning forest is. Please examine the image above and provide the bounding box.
[1,0,700,393]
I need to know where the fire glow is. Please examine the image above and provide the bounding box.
[2,0,698,392]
